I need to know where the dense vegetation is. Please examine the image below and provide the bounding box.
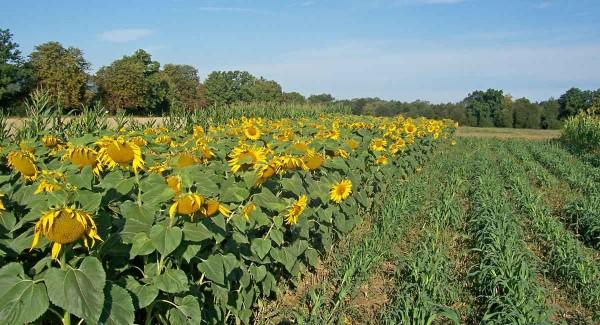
[2,28,598,130]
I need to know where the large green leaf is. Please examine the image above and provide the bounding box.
[120,201,155,243]
[45,257,106,324]
[99,171,135,194]
[0,263,48,324]
[182,222,212,242]
[99,284,134,325]
[149,225,182,257]
[129,232,155,258]
[221,184,250,203]
[153,269,189,294]
[124,277,158,310]
[167,295,202,325]
[253,188,286,211]
[280,174,304,196]
[251,238,271,260]
[197,254,225,286]
[74,190,103,212]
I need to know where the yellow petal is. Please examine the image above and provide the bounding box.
[169,202,178,219]
[51,243,62,260]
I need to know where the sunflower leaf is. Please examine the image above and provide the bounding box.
[167,295,202,325]
[124,277,159,310]
[251,238,271,260]
[153,269,189,293]
[149,225,182,257]
[99,283,135,325]
[0,263,49,324]
[197,254,225,286]
[44,256,106,324]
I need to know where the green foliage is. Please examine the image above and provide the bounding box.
[0,28,31,110]
[95,49,168,113]
[513,97,542,129]
[28,41,89,109]
[558,87,595,119]
[203,70,256,106]
[562,107,600,153]
[161,64,204,111]
[307,93,334,104]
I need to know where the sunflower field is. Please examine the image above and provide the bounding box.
[0,113,455,324]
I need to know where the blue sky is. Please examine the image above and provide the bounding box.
[2,0,600,102]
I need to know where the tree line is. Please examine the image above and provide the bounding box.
[1,28,598,128]
[342,88,600,129]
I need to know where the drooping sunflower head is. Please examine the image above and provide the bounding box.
[35,170,65,194]
[201,198,231,218]
[63,145,102,175]
[255,161,280,187]
[370,138,387,152]
[169,193,204,220]
[285,195,308,225]
[175,152,199,168]
[31,207,101,259]
[228,144,267,173]
[280,154,307,171]
[330,179,352,204]
[97,136,144,173]
[304,150,325,171]
[0,192,5,213]
[166,175,182,194]
[242,202,256,220]
[41,135,60,148]
[7,150,38,181]
[345,139,360,150]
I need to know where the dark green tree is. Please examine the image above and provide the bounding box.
[463,89,505,127]
[95,49,168,113]
[540,99,561,129]
[282,91,306,104]
[250,77,283,102]
[513,98,542,129]
[0,28,32,110]
[29,41,90,108]
[203,71,256,106]
[307,93,334,104]
[558,87,594,118]
[161,64,204,111]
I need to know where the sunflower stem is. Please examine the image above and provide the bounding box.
[59,247,73,325]
[62,309,71,325]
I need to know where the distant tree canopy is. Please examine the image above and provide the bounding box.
[0,28,31,109]
[307,93,335,104]
[29,41,89,108]
[161,64,204,111]
[95,49,168,113]
[282,91,306,104]
[203,71,285,106]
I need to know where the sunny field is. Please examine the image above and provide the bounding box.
[0,108,456,325]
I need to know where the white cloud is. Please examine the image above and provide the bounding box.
[233,41,600,102]
[99,28,153,43]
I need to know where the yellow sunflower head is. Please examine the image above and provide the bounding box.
[97,136,144,173]
[345,139,360,150]
[280,155,307,171]
[63,146,102,176]
[285,195,308,225]
[7,150,38,181]
[31,207,101,259]
[404,123,417,135]
[330,179,352,203]
[228,144,267,173]
[166,175,182,193]
[255,162,280,187]
[376,155,389,165]
[0,193,6,213]
[201,199,231,218]
[242,202,256,220]
[243,124,261,140]
[370,138,387,152]
[169,193,204,220]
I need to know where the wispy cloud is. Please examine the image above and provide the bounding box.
[236,41,600,102]
[196,6,272,14]
[534,1,551,9]
[99,28,153,43]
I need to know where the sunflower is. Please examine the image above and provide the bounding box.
[337,149,349,159]
[243,124,261,140]
[242,202,256,220]
[328,129,340,140]
[166,175,182,193]
[201,199,231,217]
[404,123,417,135]
[0,193,5,213]
[451,140,457,146]
[63,146,102,175]
[228,144,267,173]
[285,195,308,225]
[41,135,60,148]
[370,138,387,152]
[304,150,325,170]
[155,135,172,145]
[376,155,389,165]
[7,150,38,181]
[255,161,280,186]
[148,162,170,174]
[130,136,148,147]
[31,207,101,259]
[169,193,204,220]
[175,152,199,168]
[330,179,352,203]
[198,145,215,162]
[193,126,205,138]
[280,155,306,170]
[345,139,360,150]
[35,170,65,194]
[97,137,144,173]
